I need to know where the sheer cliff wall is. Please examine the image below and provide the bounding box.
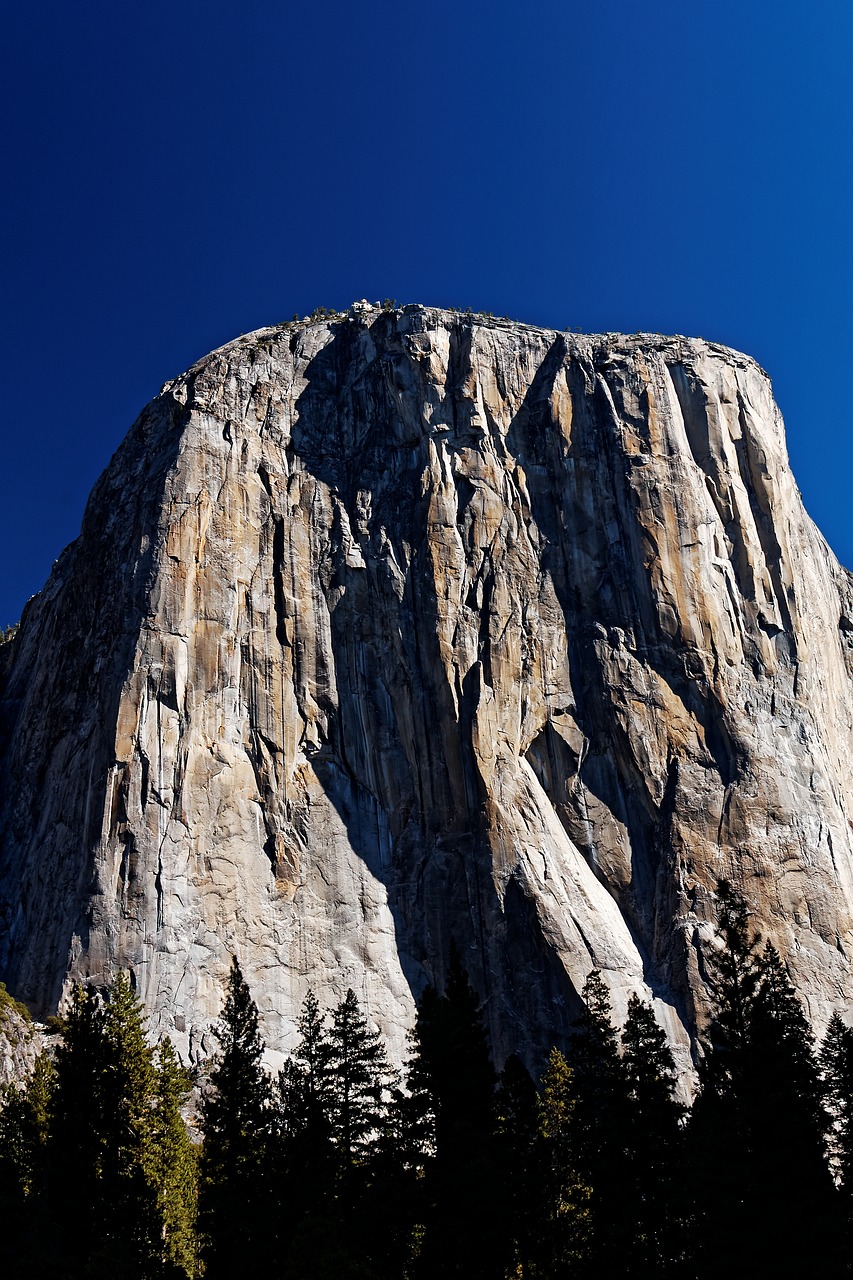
[2,304,853,1073]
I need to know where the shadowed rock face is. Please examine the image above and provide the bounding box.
[2,303,853,1075]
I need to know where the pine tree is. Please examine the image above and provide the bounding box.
[42,981,110,1275]
[494,1053,543,1275]
[689,881,838,1276]
[96,970,163,1275]
[405,950,502,1279]
[1,976,198,1278]
[408,951,496,1160]
[821,1012,853,1195]
[275,992,412,1280]
[620,995,686,1275]
[326,989,406,1277]
[33,973,193,1278]
[700,878,763,1069]
[43,977,162,1277]
[564,968,631,1274]
[0,1051,54,1276]
[751,941,825,1133]
[326,989,390,1169]
[536,1047,593,1274]
[199,956,273,1277]
[750,942,837,1263]
[293,989,333,1131]
[272,990,336,1220]
[149,1040,199,1278]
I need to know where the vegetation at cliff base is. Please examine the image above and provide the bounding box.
[2,885,853,1276]
[0,980,31,1024]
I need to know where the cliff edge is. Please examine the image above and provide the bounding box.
[2,304,853,1073]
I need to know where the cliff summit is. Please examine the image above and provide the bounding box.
[2,303,853,1075]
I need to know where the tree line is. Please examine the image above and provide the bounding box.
[2,878,853,1277]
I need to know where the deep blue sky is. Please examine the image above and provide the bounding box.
[2,1,851,628]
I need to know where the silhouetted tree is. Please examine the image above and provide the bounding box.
[1,975,200,1278]
[273,990,335,1205]
[199,956,273,1276]
[565,969,631,1274]
[690,882,839,1276]
[326,989,390,1171]
[15,972,196,1278]
[494,1053,541,1274]
[620,995,686,1275]
[406,949,502,1278]
[97,971,163,1275]
[536,1047,593,1273]
[276,990,412,1280]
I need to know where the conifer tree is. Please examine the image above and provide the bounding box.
[149,1039,199,1278]
[1,976,198,1278]
[274,988,334,1178]
[44,977,160,1277]
[406,949,502,1279]
[0,1051,54,1276]
[326,988,390,1169]
[199,956,273,1277]
[271,991,341,1278]
[293,989,333,1129]
[689,882,838,1276]
[821,1012,853,1195]
[275,991,413,1280]
[751,941,825,1135]
[620,995,686,1275]
[97,970,163,1274]
[494,1053,543,1275]
[564,968,631,1274]
[325,989,403,1275]
[43,981,110,1275]
[536,1047,593,1274]
[700,878,762,1072]
[34,973,191,1278]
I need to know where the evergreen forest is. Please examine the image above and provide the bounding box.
[2,880,853,1277]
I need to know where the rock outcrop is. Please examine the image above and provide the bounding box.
[2,303,853,1075]
[0,993,45,1088]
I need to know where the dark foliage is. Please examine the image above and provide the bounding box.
[405,948,504,1278]
[620,995,687,1275]
[199,956,274,1276]
[562,969,632,1275]
[0,973,198,1278]
[689,880,840,1276]
[3,920,853,1279]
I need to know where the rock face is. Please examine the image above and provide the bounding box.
[0,997,46,1088]
[2,303,853,1074]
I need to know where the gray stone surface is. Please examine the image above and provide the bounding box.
[2,304,853,1078]
[0,1004,44,1088]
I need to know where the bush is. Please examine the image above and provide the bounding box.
[0,982,32,1024]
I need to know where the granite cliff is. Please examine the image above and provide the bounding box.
[2,302,853,1074]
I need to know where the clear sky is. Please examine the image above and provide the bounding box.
[2,1,851,628]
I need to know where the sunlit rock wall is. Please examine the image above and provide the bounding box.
[2,304,853,1076]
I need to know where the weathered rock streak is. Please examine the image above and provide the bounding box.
[2,305,853,1072]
